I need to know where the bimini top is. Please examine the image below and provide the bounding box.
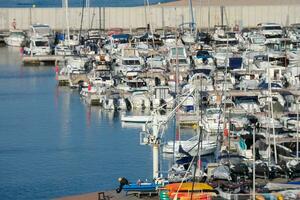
[111,34,130,40]
[31,24,50,28]
[257,23,282,27]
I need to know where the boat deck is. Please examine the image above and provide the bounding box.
[22,55,66,64]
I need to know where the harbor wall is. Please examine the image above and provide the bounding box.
[1,5,300,31]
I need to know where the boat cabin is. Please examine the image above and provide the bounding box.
[29,24,53,38]
[23,36,51,56]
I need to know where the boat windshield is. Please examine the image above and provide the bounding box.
[215,40,238,46]
[11,32,24,37]
[171,48,185,56]
[252,37,265,44]
[35,41,49,47]
[206,109,221,115]
[127,81,146,88]
[262,26,282,30]
[34,27,52,36]
[122,60,140,65]
[170,59,187,64]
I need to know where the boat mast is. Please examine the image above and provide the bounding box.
[64,0,70,43]
[188,0,195,30]
[252,123,256,200]
[267,52,277,164]
[297,100,299,160]
[146,0,155,48]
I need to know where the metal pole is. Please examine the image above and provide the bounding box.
[146,0,155,48]
[99,7,101,31]
[144,0,148,29]
[188,0,195,27]
[103,8,105,30]
[152,113,159,179]
[268,54,277,164]
[208,0,211,33]
[253,125,256,200]
[297,101,299,160]
[220,6,224,27]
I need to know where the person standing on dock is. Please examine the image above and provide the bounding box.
[11,19,16,30]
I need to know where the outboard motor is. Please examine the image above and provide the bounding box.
[124,98,132,111]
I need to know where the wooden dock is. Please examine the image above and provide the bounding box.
[22,55,66,64]
[56,190,159,200]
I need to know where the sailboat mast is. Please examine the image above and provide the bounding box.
[252,124,256,199]
[65,0,70,43]
[297,101,299,160]
[188,0,195,30]
[267,54,277,164]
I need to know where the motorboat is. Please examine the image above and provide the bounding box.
[214,71,234,91]
[117,77,148,93]
[246,33,266,52]
[167,46,190,73]
[163,134,217,157]
[257,22,283,42]
[151,86,174,109]
[212,26,239,48]
[23,36,52,56]
[128,91,151,109]
[54,44,73,56]
[4,30,25,47]
[28,23,54,44]
[203,107,224,134]
[120,114,167,123]
[89,64,114,87]
[179,23,197,45]
[115,47,144,75]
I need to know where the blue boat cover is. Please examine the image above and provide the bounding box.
[229,57,243,69]
[111,34,130,40]
[123,183,157,191]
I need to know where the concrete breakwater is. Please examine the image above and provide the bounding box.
[0,2,300,31]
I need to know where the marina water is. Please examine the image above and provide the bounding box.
[0,47,158,199]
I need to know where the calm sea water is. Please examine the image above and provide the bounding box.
[0,47,177,199]
[0,0,175,8]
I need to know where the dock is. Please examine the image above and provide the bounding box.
[56,190,159,200]
[22,55,66,64]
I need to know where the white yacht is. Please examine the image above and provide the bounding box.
[28,24,53,38]
[167,46,190,73]
[151,86,175,109]
[246,33,266,52]
[163,135,217,157]
[115,48,143,75]
[203,107,224,134]
[23,36,51,56]
[257,23,283,42]
[4,30,26,47]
